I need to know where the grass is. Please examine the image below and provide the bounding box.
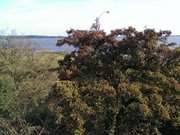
[35,51,65,69]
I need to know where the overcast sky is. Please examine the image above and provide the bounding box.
[0,0,180,35]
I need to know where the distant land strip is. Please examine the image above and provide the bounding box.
[0,35,65,38]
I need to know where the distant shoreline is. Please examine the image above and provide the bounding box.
[0,35,64,38]
[0,35,180,38]
[169,35,180,37]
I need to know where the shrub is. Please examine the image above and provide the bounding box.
[47,27,180,135]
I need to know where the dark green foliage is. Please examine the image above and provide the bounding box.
[47,27,180,135]
[25,105,57,134]
[0,118,39,135]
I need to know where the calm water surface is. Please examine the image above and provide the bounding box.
[2,36,180,52]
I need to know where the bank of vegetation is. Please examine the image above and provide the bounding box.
[0,27,180,135]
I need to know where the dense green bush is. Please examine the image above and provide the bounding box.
[0,38,62,134]
[0,46,58,118]
[47,27,180,135]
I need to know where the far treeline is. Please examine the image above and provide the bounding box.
[0,27,180,135]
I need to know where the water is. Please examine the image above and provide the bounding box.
[0,36,76,53]
[168,36,180,45]
[25,37,76,53]
[1,36,180,52]
[30,36,180,52]
[30,36,180,51]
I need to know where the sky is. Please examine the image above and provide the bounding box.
[0,0,180,35]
